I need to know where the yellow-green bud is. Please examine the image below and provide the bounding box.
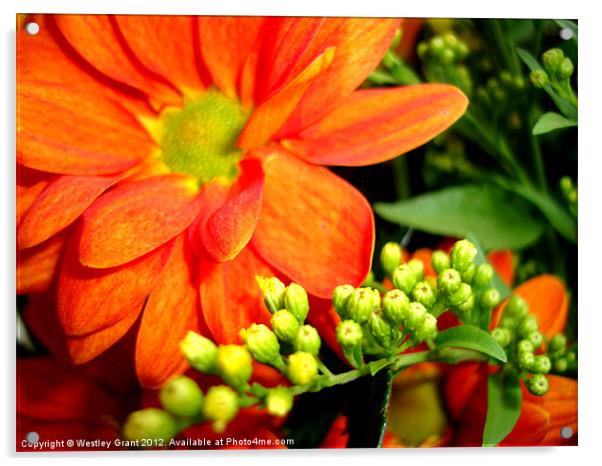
[414,313,438,342]
[553,357,568,372]
[438,268,462,294]
[287,352,318,386]
[491,327,511,347]
[265,386,294,417]
[440,48,455,65]
[558,57,574,80]
[430,36,445,55]
[256,276,286,313]
[284,283,309,323]
[412,280,436,308]
[271,309,300,343]
[526,374,549,396]
[392,264,417,295]
[455,293,474,317]
[499,316,517,330]
[382,289,410,325]
[530,69,549,88]
[216,345,253,388]
[505,295,529,320]
[417,41,429,60]
[518,315,539,339]
[240,324,281,365]
[450,239,477,272]
[517,339,535,354]
[542,48,564,75]
[431,250,450,274]
[347,287,381,324]
[474,264,494,287]
[333,284,355,319]
[405,302,427,331]
[407,259,425,281]
[180,331,218,374]
[380,242,402,276]
[202,385,239,433]
[461,263,476,284]
[481,288,501,309]
[122,408,178,444]
[336,320,363,348]
[159,375,204,418]
[448,283,472,306]
[549,334,567,352]
[518,350,535,370]
[368,310,393,347]
[532,355,551,374]
[528,331,543,348]
[294,325,321,356]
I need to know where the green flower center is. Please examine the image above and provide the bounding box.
[160,89,250,185]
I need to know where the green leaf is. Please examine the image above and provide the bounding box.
[555,20,577,43]
[368,358,392,376]
[435,325,507,363]
[517,48,577,120]
[483,369,522,446]
[533,112,577,135]
[374,184,544,250]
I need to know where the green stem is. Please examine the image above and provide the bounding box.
[489,20,520,74]
[317,359,334,377]
[528,107,547,192]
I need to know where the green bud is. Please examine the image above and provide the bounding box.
[430,36,445,56]
[542,48,564,75]
[368,310,393,347]
[448,283,472,306]
[474,264,494,287]
[442,32,458,48]
[294,325,321,356]
[528,331,543,349]
[180,331,218,374]
[159,375,204,418]
[284,283,309,323]
[336,320,363,348]
[413,313,438,342]
[455,293,474,317]
[481,288,501,309]
[265,386,294,417]
[526,374,549,396]
[287,352,318,386]
[491,327,511,347]
[256,276,286,313]
[518,315,539,339]
[530,69,549,88]
[392,264,417,295]
[407,259,425,281]
[505,295,529,320]
[438,268,462,294]
[240,323,281,365]
[271,309,300,343]
[332,284,355,319]
[122,408,178,444]
[500,70,513,87]
[202,385,239,433]
[417,41,429,60]
[216,345,253,388]
[553,357,568,373]
[566,350,577,369]
[405,302,427,331]
[517,339,535,354]
[440,48,455,65]
[450,239,477,272]
[380,242,402,276]
[549,334,567,352]
[460,263,476,284]
[412,280,436,308]
[347,287,381,324]
[382,289,410,325]
[518,350,535,371]
[499,316,517,330]
[456,41,469,60]
[431,250,450,274]
[558,58,574,79]
[532,355,551,374]
[513,76,526,90]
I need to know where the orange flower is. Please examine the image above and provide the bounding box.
[443,275,577,446]
[17,15,467,387]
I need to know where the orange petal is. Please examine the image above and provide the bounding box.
[487,250,514,287]
[281,84,468,166]
[136,235,199,388]
[501,400,550,446]
[197,159,264,262]
[17,231,68,294]
[78,175,201,268]
[114,15,205,96]
[275,18,400,137]
[443,362,485,420]
[57,232,174,336]
[238,46,335,149]
[513,275,569,337]
[199,246,275,343]
[52,14,179,105]
[18,174,120,249]
[252,149,374,298]
[16,166,50,226]
[198,17,265,100]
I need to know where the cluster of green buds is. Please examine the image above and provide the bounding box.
[476,70,526,107]
[530,48,577,107]
[490,295,574,396]
[560,176,578,217]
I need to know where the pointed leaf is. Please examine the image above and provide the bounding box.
[435,325,507,363]
[482,369,522,446]
[532,112,577,135]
